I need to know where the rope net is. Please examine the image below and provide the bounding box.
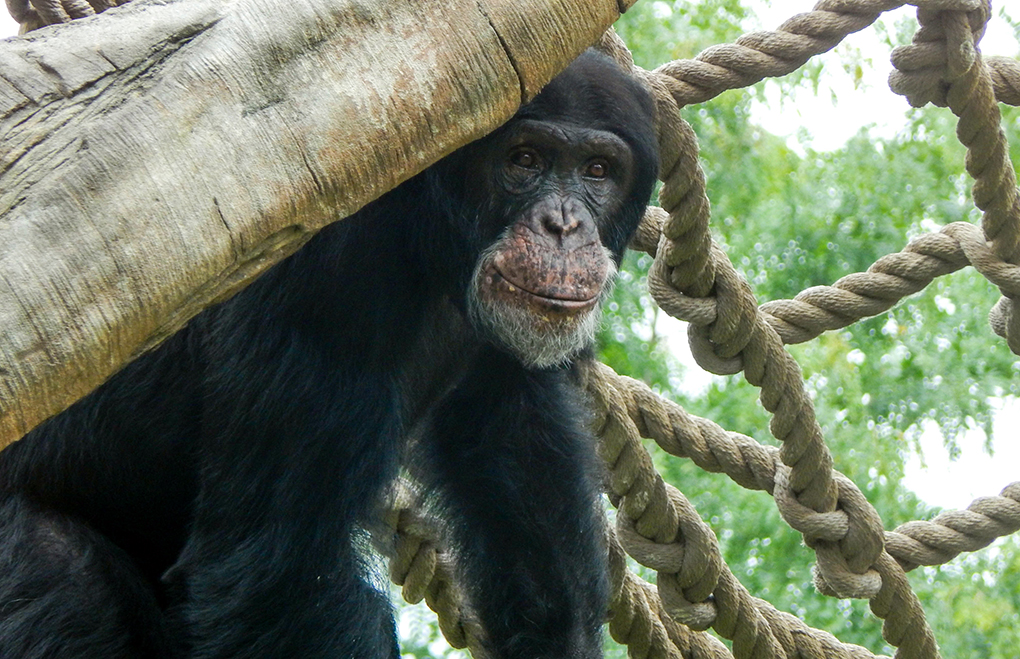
[385,3,1020,658]
[9,0,1020,657]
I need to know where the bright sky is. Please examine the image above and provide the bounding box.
[3,4,1020,511]
[748,3,1020,152]
[2,12,18,36]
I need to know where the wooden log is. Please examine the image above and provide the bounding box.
[0,0,622,447]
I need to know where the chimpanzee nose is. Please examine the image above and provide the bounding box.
[542,203,581,236]
[528,197,595,250]
[522,197,596,250]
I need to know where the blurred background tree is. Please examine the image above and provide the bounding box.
[397,2,1020,656]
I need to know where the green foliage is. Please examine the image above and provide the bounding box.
[614,0,751,69]
[395,2,1020,656]
[596,1,1020,657]
[597,251,683,391]
[908,537,1020,658]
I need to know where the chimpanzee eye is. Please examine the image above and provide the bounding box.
[510,148,540,170]
[585,160,609,179]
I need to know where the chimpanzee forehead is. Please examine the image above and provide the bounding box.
[501,119,632,159]
[515,50,656,140]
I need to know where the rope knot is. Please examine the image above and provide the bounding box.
[774,468,884,599]
[889,0,992,107]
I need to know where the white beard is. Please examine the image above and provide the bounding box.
[467,243,617,369]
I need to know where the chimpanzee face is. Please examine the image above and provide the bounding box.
[464,118,649,368]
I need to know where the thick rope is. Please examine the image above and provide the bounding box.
[582,360,941,659]
[385,480,732,659]
[652,0,905,108]
[594,0,1020,653]
[585,359,1020,572]
[383,361,1020,659]
[889,1,1020,351]
[606,529,735,659]
[629,220,1020,346]
[645,0,1017,111]
[885,482,1020,570]
[384,485,490,657]
[631,26,876,613]
[635,210,1020,346]
[335,10,1020,659]
[987,56,1020,105]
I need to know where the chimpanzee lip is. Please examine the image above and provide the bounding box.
[492,266,600,312]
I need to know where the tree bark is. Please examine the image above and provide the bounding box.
[0,0,627,447]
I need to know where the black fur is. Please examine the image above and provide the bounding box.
[0,50,658,659]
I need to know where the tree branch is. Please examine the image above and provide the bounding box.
[0,0,622,446]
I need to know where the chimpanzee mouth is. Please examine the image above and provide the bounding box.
[469,254,616,368]
[490,267,601,315]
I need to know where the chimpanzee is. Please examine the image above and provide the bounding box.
[0,49,659,658]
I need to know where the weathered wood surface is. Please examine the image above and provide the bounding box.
[0,0,624,447]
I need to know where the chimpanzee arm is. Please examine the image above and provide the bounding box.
[423,348,609,659]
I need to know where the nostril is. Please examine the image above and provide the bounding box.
[543,215,564,235]
[542,212,580,236]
